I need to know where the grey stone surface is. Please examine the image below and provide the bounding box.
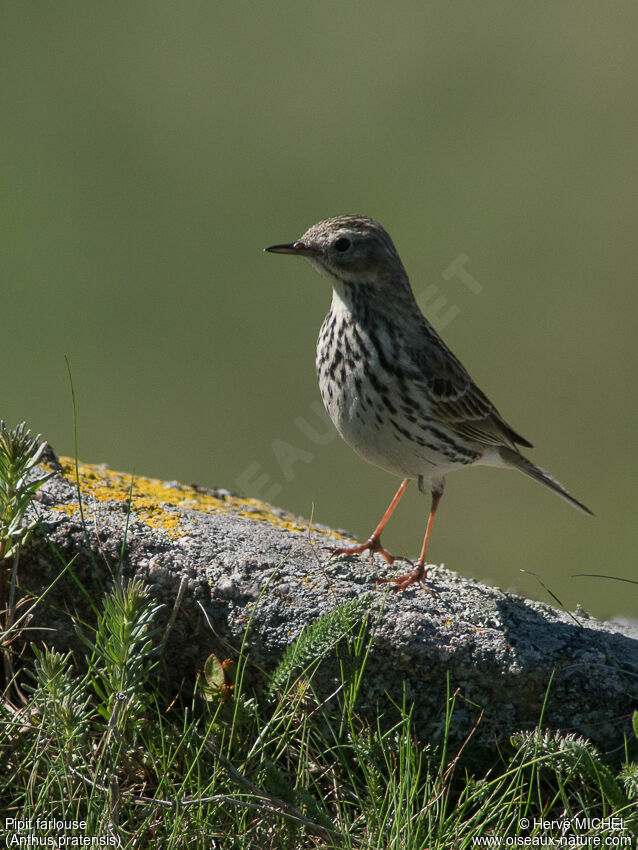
[20,452,638,754]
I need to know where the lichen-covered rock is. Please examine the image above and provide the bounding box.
[21,451,638,754]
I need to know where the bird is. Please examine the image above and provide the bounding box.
[265,215,592,591]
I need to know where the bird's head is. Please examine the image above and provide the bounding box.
[265,215,409,297]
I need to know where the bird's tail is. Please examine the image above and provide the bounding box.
[498,447,593,516]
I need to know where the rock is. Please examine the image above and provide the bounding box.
[20,454,638,754]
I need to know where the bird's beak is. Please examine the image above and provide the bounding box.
[264,240,320,257]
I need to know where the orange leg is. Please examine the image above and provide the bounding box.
[326,478,410,565]
[377,485,443,591]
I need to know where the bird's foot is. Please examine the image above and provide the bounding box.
[376,562,434,593]
[325,534,407,566]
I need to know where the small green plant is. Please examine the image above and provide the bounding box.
[0,421,54,608]
[266,592,373,699]
[200,652,236,704]
[511,728,636,825]
[26,646,92,760]
[79,578,163,742]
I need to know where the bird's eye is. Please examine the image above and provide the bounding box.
[334,237,351,252]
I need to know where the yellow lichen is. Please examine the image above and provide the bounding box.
[49,458,345,542]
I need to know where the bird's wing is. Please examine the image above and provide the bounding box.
[405,324,533,450]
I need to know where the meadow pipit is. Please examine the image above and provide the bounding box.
[266,215,592,591]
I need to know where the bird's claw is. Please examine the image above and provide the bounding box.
[375,564,435,594]
[324,535,407,566]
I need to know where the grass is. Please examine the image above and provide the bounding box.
[1,421,637,848]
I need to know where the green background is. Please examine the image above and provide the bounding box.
[3,3,636,620]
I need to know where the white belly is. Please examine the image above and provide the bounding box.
[315,292,480,482]
[320,372,457,479]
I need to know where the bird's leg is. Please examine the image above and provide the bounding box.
[377,482,444,591]
[326,478,410,565]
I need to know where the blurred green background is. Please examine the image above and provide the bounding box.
[3,3,636,620]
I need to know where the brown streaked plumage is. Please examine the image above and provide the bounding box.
[266,215,592,591]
